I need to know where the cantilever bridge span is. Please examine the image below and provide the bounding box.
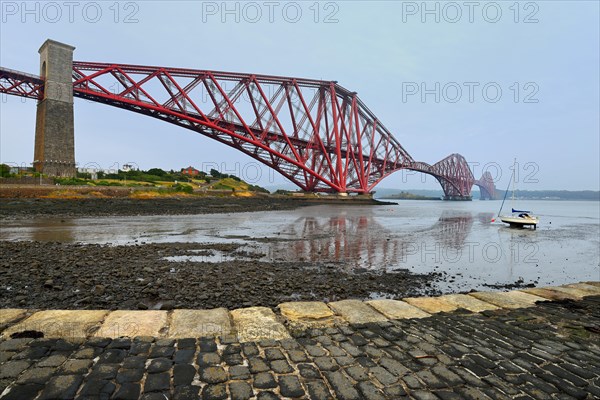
[1,61,495,199]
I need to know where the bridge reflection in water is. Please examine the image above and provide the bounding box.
[1,207,496,272]
[263,210,493,271]
[268,214,402,270]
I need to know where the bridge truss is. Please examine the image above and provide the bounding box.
[1,63,484,198]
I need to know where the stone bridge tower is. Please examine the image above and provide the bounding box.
[33,39,76,177]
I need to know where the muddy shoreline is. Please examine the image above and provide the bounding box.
[0,197,543,310]
[0,197,305,219]
[0,196,390,219]
[0,241,440,310]
[1,197,433,311]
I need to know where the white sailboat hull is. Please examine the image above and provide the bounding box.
[499,215,539,228]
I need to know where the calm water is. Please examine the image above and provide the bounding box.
[1,200,598,293]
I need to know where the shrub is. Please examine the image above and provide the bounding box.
[249,184,270,194]
[0,164,13,178]
[76,172,92,179]
[146,168,167,177]
[211,182,233,191]
[172,183,194,194]
[54,177,89,186]
[95,180,119,186]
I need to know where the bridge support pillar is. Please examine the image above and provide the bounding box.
[33,39,76,177]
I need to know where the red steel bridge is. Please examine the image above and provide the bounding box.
[0,64,496,199]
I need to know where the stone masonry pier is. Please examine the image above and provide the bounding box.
[0,282,599,399]
[33,39,76,177]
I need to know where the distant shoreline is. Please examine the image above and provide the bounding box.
[376,189,599,202]
[380,196,441,201]
[378,191,441,201]
[379,197,600,202]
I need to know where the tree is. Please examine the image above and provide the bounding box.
[76,172,92,179]
[0,164,12,177]
[210,168,222,178]
[146,168,166,177]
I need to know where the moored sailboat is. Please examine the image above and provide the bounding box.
[493,159,539,229]
[500,208,539,229]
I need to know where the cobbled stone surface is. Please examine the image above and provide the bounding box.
[0,296,599,399]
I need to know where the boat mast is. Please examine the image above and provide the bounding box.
[495,161,515,219]
[511,158,516,211]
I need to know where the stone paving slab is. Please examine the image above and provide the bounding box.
[365,299,431,319]
[230,306,290,342]
[2,310,107,339]
[533,285,592,300]
[469,290,547,309]
[403,296,459,313]
[564,282,600,294]
[168,308,232,338]
[279,301,335,321]
[521,287,585,300]
[0,310,27,326]
[2,282,599,342]
[95,310,168,338]
[438,293,500,312]
[328,299,388,324]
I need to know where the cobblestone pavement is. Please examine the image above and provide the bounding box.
[1,296,599,400]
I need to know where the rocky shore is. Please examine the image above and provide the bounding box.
[0,241,440,311]
[0,197,306,219]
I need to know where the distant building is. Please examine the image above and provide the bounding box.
[9,166,30,175]
[122,164,134,172]
[181,166,200,176]
[77,167,99,180]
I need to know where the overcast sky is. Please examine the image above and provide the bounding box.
[1,1,598,191]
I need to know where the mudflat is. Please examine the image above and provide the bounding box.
[0,240,439,310]
[0,196,306,218]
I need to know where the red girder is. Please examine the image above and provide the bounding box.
[1,63,475,197]
[0,68,44,99]
[475,171,498,200]
[67,62,421,193]
[431,154,476,199]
